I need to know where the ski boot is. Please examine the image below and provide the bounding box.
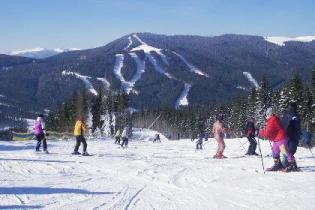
[82,152,90,156]
[72,151,81,155]
[266,158,283,171]
[44,150,49,154]
[282,160,299,172]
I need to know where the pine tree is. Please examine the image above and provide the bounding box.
[255,74,272,127]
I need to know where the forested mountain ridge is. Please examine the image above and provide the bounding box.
[0,33,315,119]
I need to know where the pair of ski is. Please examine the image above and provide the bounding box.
[71,152,93,156]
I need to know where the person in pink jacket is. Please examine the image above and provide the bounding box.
[34,114,48,153]
[212,115,227,159]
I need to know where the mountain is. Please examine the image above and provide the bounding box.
[0,33,315,117]
[7,48,80,59]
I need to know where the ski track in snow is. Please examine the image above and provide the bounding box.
[172,51,209,77]
[113,53,146,94]
[62,70,98,95]
[1,129,315,209]
[123,36,133,51]
[175,83,192,108]
[130,34,194,108]
[128,53,145,85]
[243,72,259,89]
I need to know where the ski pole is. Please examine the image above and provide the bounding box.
[308,146,315,160]
[237,138,247,152]
[257,137,266,174]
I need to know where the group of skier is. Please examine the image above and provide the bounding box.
[32,101,311,172]
[208,102,303,172]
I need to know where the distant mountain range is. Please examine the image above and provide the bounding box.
[6,48,80,59]
[0,33,315,117]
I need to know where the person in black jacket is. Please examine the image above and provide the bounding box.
[245,118,258,155]
[281,102,301,171]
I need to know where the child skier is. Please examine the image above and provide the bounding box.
[73,116,89,155]
[34,114,49,153]
[121,127,129,148]
[281,102,301,171]
[259,108,293,171]
[114,129,121,144]
[245,118,258,155]
[212,115,226,159]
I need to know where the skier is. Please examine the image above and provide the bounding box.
[196,132,204,150]
[212,115,227,159]
[153,134,161,143]
[34,114,49,153]
[114,129,121,144]
[72,116,89,155]
[258,108,293,171]
[121,127,129,148]
[281,102,301,171]
[244,117,258,155]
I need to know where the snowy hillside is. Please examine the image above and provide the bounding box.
[1,129,315,209]
[8,48,80,59]
[265,36,315,46]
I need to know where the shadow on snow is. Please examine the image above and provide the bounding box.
[0,187,115,195]
[0,205,43,209]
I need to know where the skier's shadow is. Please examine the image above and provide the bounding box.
[0,187,115,195]
[298,166,315,172]
[0,205,42,209]
[0,158,76,163]
[0,144,34,151]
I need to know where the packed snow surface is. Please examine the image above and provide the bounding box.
[265,36,315,46]
[1,129,314,210]
[243,72,259,89]
[62,71,98,95]
[131,34,169,66]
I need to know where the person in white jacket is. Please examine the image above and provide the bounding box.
[114,129,121,144]
[120,127,129,148]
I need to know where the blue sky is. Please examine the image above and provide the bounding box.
[1,0,315,52]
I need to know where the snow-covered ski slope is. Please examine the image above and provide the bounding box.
[1,129,315,210]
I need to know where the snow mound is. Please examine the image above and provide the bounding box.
[62,70,98,95]
[132,128,168,142]
[265,36,315,46]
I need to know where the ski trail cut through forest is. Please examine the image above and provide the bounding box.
[62,70,98,95]
[172,51,209,77]
[243,72,259,89]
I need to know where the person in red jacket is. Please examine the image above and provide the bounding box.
[258,108,293,171]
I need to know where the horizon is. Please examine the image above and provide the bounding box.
[3,32,315,54]
[1,0,315,52]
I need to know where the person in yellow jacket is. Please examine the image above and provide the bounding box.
[72,116,89,155]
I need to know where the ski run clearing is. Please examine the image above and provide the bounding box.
[1,128,315,210]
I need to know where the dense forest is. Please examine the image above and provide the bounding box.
[46,67,315,144]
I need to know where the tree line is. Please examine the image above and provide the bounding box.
[46,67,315,143]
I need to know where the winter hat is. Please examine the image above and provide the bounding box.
[38,114,44,118]
[265,107,273,117]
